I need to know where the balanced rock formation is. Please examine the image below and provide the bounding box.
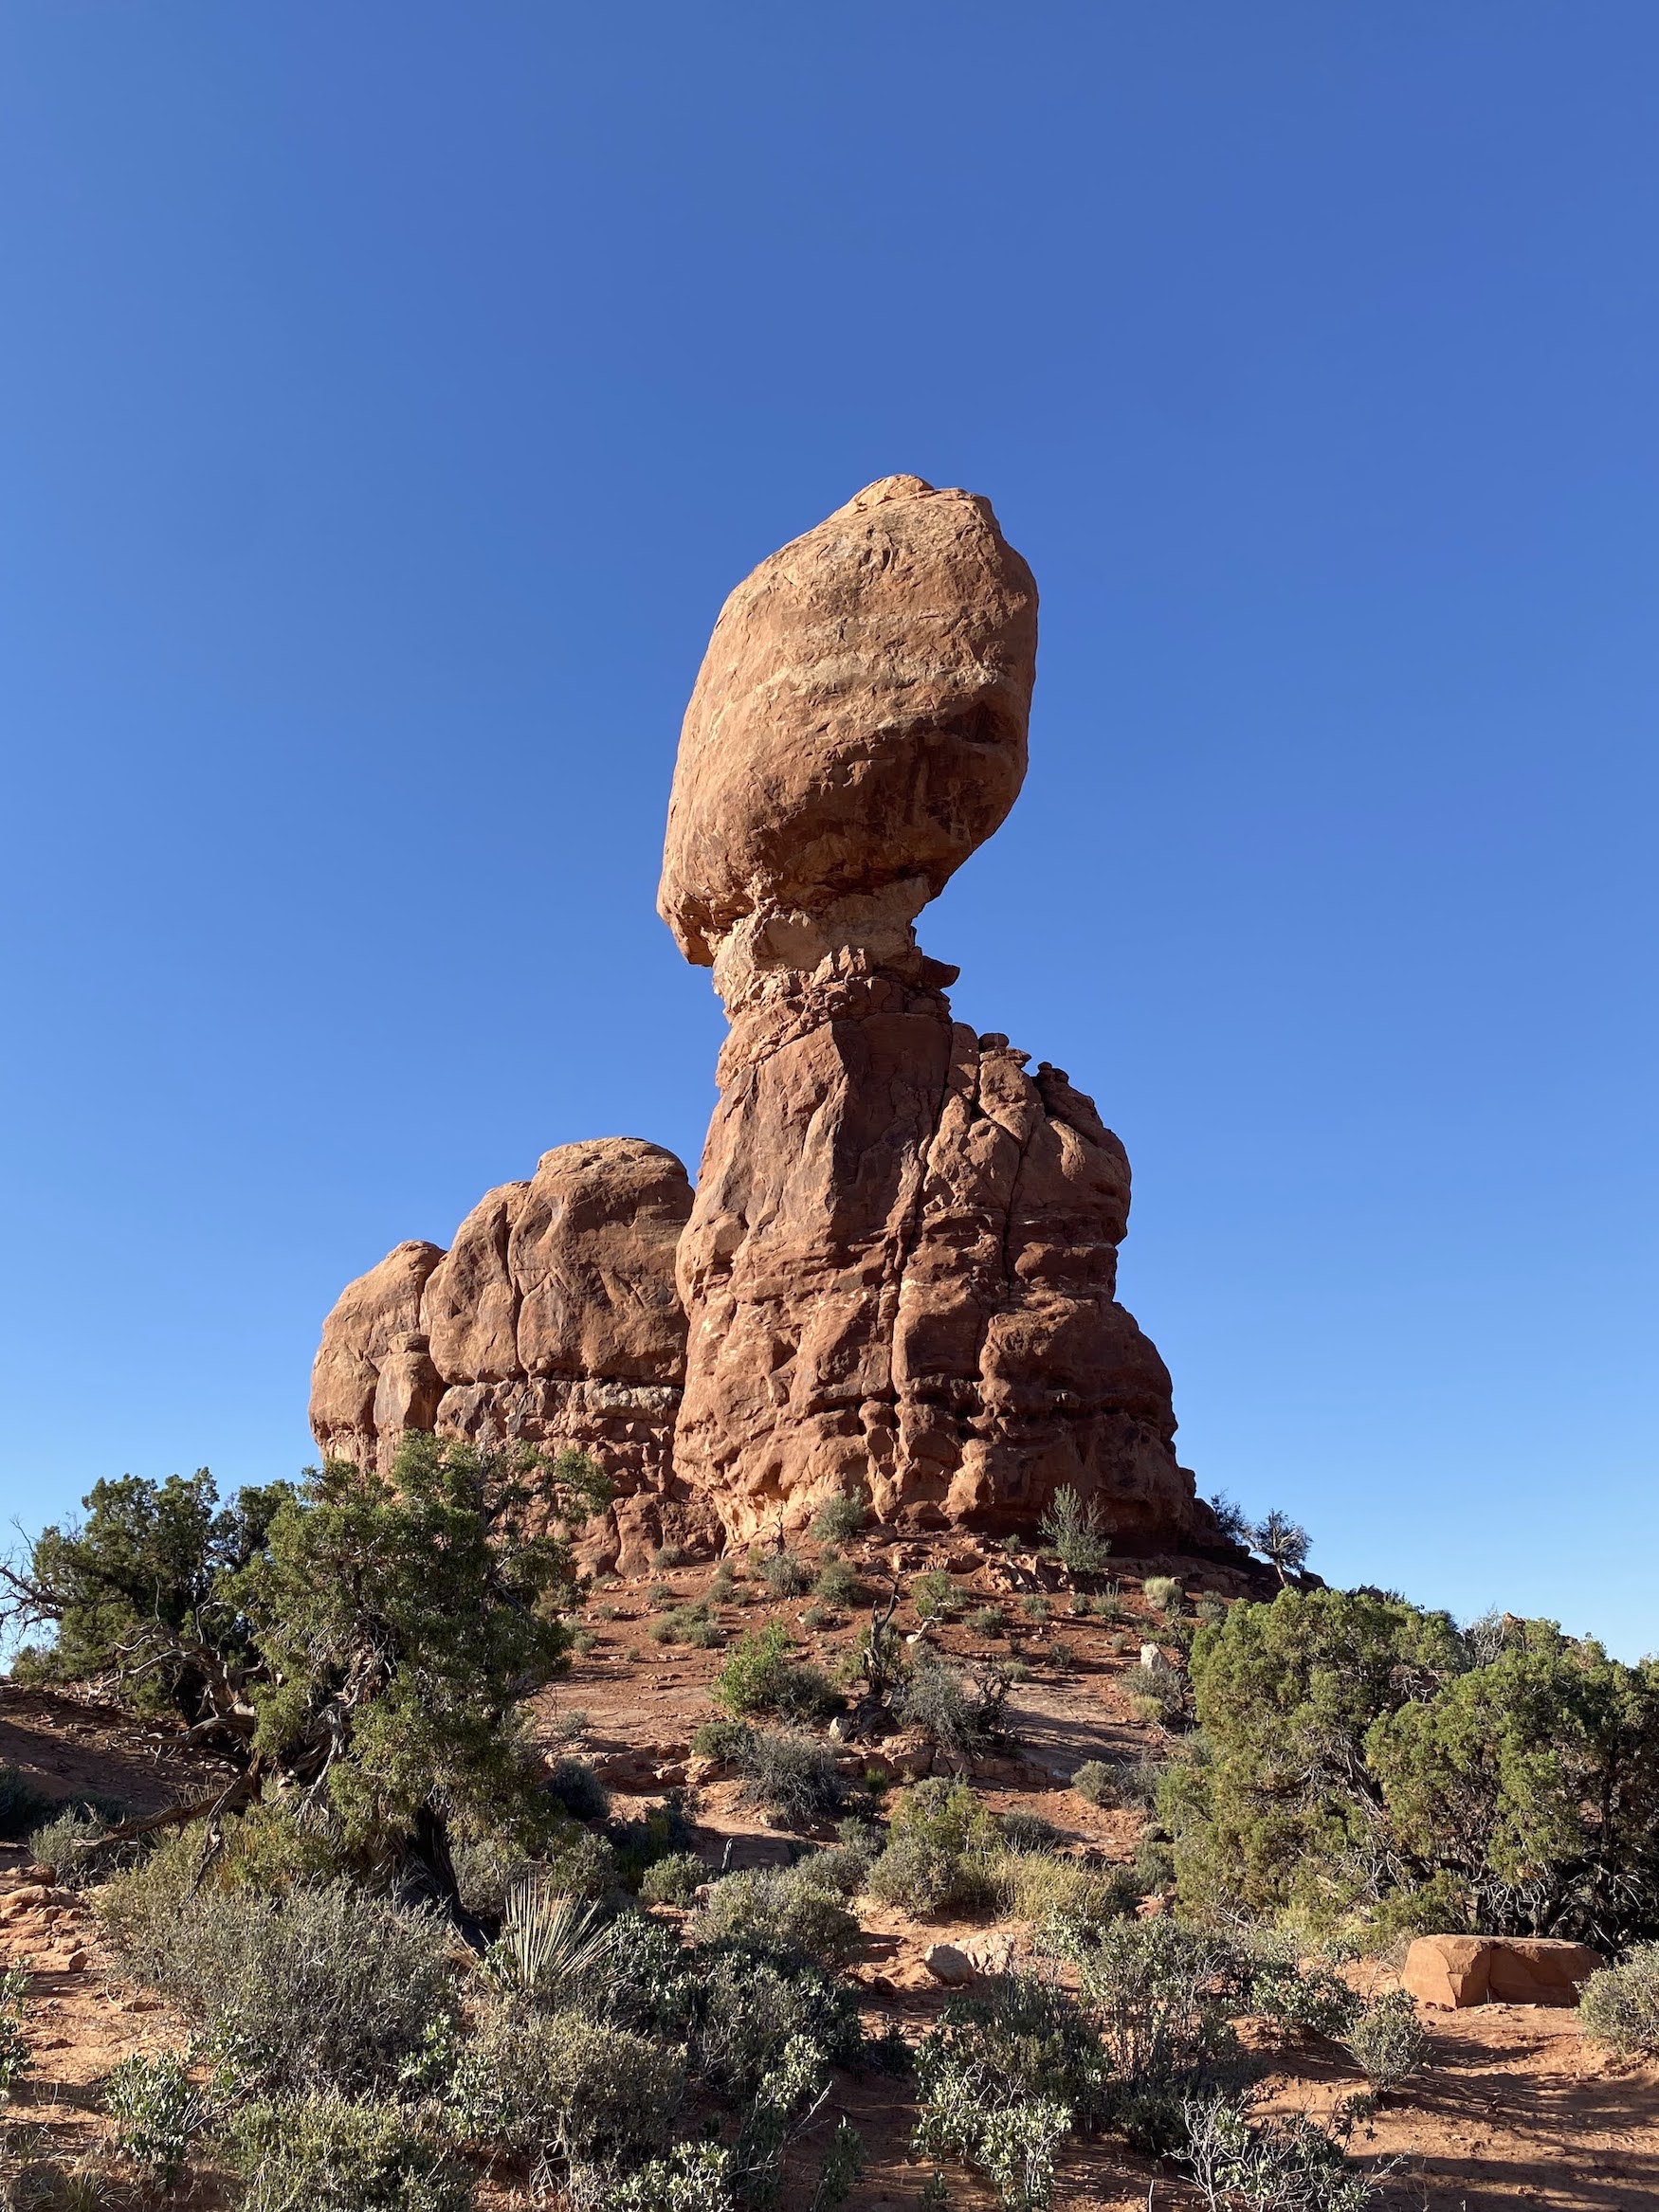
[309,1138,712,1568]
[663,474,1207,1545]
[310,473,1207,1555]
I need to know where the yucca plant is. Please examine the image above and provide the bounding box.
[481,1881,614,2003]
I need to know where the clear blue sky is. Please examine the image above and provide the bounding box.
[2,5,1654,1654]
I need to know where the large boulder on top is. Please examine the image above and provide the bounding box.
[658,475,1037,982]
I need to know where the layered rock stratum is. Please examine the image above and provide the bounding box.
[311,473,1208,1551]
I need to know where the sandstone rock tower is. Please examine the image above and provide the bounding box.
[310,474,1206,1560]
[660,475,1204,1544]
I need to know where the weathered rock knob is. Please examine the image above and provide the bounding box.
[657,474,1037,988]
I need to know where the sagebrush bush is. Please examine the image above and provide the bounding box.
[814,1554,862,1608]
[690,1718,756,1765]
[451,1827,535,1918]
[540,1823,621,1899]
[867,1781,1000,1917]
[738,1729,847,1827]
[712,1624,841,1722]
[26,1806,139,1890]
[1142,1575,1184,1616]
[758,1548,813,1600]
[689,1865,860,1967]
[1039,1487,1111,1578]
[914,1973,1104,2212]
[231,2091,473,2212]
[1181,2092,1380,2212]
[651,1543,690,1569]
[639,1850,705,1907]
[811,1493,868,1547]
[456,2006,684,2172]
[998,1811,1060,1855]
[0,1963,30,2097]
[98,1839,455,2094]
[1342,1988,1430,2091]
[104,2049,214,2186]
[689,1950,867,2103]
[543,1756,611,1823]
[1071,1761,1113,1806]
[1581,1943,1659,2055]
[1067,1916,1247,2153]
[910,1569,962,1622]
[893,1654,1009,1765]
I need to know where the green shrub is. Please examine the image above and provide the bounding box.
[649,1600,724,1649]
[738,1729,847,1827]
[605,2140,737,2211]
[814,1554,862,1609]
[26,1806,140,1890]
[1071,1762,1112,1807]
[1020,1594,1051,1624]
[966,1605,1006,1639]
[104,2049,214,2186]
[806,1838,877,1896]
[1173,1587,1659,1949]
[0,1963,30,2097]
[1581,1943,1659,2055]
[543,1756,610,1823]
[231,2091,473,2212]
[759,1548,813,1601]
[640,1850,706,1907]
[712,1625,841,1722]
[1181,2092,1381,2212]
[914,1974,1103,2212]
[1039,1488,1111,1578]
[811,1494,868,1547]
[690,1865,860,1967]
[1142,1576,1183,1616]
[691,1718,756,1766]
[451,1827,536,1918]
[867,1782,1000,1917]
[456,2006,684,2172]
[1342,1989,1430,2090]
[687,1950,867,2103]
[98,1843,455,2094]
[1245,1945,1360,2040]
[541,1823,621,1899]
[652,1543,690,1569]
[1067,1917,1248,2153]
[911,1569,963,1622]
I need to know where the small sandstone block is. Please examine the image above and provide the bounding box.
[923,1943,975,1987]
[1486,1937,1603,2005]
[1403,1936,1493,2007]
[1403,1933,1605,2008]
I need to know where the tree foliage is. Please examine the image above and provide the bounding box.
[3,1433,611,1907]
[1167,1587,1659,1949]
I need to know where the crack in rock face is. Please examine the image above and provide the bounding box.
[309,476,1209,1555]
